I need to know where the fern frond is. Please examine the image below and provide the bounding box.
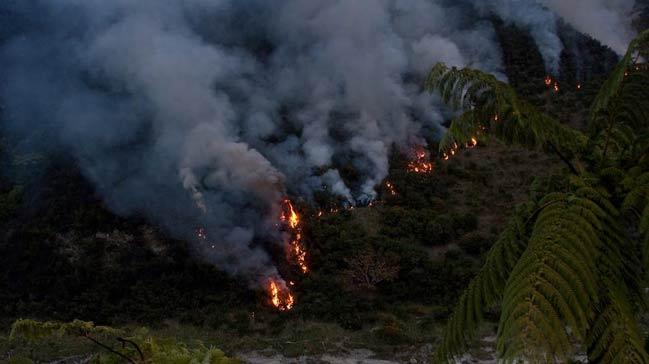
[434,202,534,363]
[621,171,649,265]
[496,195,611,363]
[590,28,649,127]
[426,64,586,157]
[586,285,649,364]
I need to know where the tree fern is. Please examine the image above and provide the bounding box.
[430,30,649,364]
[589,29,649,126]
[434,202,534,362]
[622,171,649,265]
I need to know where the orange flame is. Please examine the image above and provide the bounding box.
[281,199,308,274]
[407,147,434,174]
[553,82,560,93]
[269,280,294,311]
[467,137,478,149]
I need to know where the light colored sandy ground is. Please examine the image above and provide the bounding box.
[238,343,500,364]
[239,349,402,364]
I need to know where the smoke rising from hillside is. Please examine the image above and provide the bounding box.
[0,0,632,284]
[542,0,637,55]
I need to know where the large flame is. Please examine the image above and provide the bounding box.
[407,147,434,174]
[281,199,309,274]
[269,279,294,311]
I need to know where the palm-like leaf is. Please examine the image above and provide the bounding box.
[430,30,649,364]
[425,64,586,159]
[434,202,534,362]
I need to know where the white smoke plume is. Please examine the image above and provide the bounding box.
[541,0,637,55]
[0,0,628,284]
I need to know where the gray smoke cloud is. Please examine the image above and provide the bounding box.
[0,0,629,285]
[542,0,637,55]
[471,0,564,73]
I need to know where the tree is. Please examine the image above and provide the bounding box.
[427,29,649,363]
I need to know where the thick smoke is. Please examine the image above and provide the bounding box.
[0,0,632,285]
[471,0,563,73]
[471,0,637,73]
[542,0,637,55]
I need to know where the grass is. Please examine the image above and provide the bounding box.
[0,310,449,362]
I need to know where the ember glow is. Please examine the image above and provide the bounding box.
[385,181,398,196]
[196,227,207,241]
[467,137,478,148]
[544,75,553,86]
[269,280,294,311]
[544,75,559,93]
[407,148,434,174]
[281,199,308,274]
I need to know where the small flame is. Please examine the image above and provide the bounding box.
[576,83,581,90]
[467,137,478,149]
[553,82,560,93]
[269,280,294,311]
[494,114,499,122]
[196,227,207,240]
[385,181,398,196]
[544,75,553,86]
[407,147,434,174]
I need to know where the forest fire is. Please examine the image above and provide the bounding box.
[268,280,294,311]
[281,199,308,274]
[407,148,434,173]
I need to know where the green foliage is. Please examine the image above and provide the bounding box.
[429,30,649,363]
[8,319,239,364]
[425,64,587,159]
[10,319,121,342]
[589,29,649,125]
